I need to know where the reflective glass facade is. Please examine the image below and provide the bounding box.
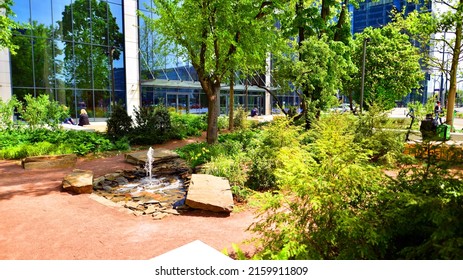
[137,2,286,115]
[10,0,126,119]
[352,0,432,34]
[351,0,432,104]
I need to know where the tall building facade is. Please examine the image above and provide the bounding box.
[352,0,431,34]
[0,0,283,119]
[351,0,433,104]
[0,0,140,120]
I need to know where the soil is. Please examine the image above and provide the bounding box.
[0,133,257,260]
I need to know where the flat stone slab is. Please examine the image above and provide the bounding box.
[22,154,77,169]
[185,174,233,213]
[62,169,94,194]
[125,148,179,166]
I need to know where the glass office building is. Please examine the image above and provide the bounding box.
[351,0,433,104]
[352,0,432,34]
[0,0,285,118]
[1,0,137,120]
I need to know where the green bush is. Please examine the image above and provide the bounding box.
[246,118,302,191]
[170,112,207,139]
[0,96,21,130]
[250,114,393,259]
[0,129,121,159]
[131,105,172,144]
[355,104,406,166]
[379,161,463,259]
[233,106,249,130]
[20,94,68,130]
[106,103,133,140]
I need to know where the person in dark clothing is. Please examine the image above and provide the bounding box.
[78,109,90,126]
[63,117,75,125]
[434,100,443,124]
[251,107,258,117]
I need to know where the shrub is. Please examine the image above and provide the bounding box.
[250,114,393,260]
[106,103,133,140]
[131,105,172,144]
[379,160,463,259]
[0,96,21,130]
[170,112,207,139]
[20,94,68,130]
[246,118,302,191]
[0,129,119,159]
[354,104,405,166]
[233,106,249,130]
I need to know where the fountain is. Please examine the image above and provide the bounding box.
[92,148,192,218]
[144,147,155,185]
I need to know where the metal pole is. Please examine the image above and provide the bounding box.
[360,37,370,114]
[440,32,446,103]
[110,46,116,109]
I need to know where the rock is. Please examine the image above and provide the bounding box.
[144,205,158,215]
[62,169,94,194]
[124,148,179,166]
[152,212,169,220]
[162,209,180,215]
[185,174,234,213]
[22,154,77,169]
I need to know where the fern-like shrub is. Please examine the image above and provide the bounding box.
[249,114,393,259]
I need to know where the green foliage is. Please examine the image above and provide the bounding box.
[131,105,172,145]
[19,94,69,130]
[0,0,20,54]
[380,160,463,259]
[217,115,229,130]
[0,128,123,159]
[349,26,423,110]
[0,96,21,130]
[245,118,303,191]
[170,112,207,139]
[354,103,406,166]
[250,114,393,259]
[233,106,249,130]
[106,103,133,140]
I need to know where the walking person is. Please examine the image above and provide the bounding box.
[434,100,443,124]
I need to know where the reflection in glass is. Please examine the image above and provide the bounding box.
[11,0,31,25]
[11,0,126,118]
[31,0,52,27]
[33,38,54,89]
[11,31,34,88]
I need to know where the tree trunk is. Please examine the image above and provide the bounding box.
[206,85,221,144]
[229,73,234,131]
[445,3,462,130]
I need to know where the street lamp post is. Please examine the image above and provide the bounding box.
[360,37,370,114]
[109,46,116,109]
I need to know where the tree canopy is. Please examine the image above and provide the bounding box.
[0,0,19,54]
[348,25,423,110]
[141,0,277,143]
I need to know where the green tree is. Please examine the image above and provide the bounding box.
[348,25,423,110]
[250,114,392,259]
[394,1,463,128]
[0,96,21,130]
[59,0,123,104]
[140,0,276,144]
[0,0,19,54]
[11,22,58,101]
[270,0,356,128]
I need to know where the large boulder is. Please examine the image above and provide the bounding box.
[124,148,179,165]
[62,169,94,194]
[185,174,234,213]
[21,154,77,169]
